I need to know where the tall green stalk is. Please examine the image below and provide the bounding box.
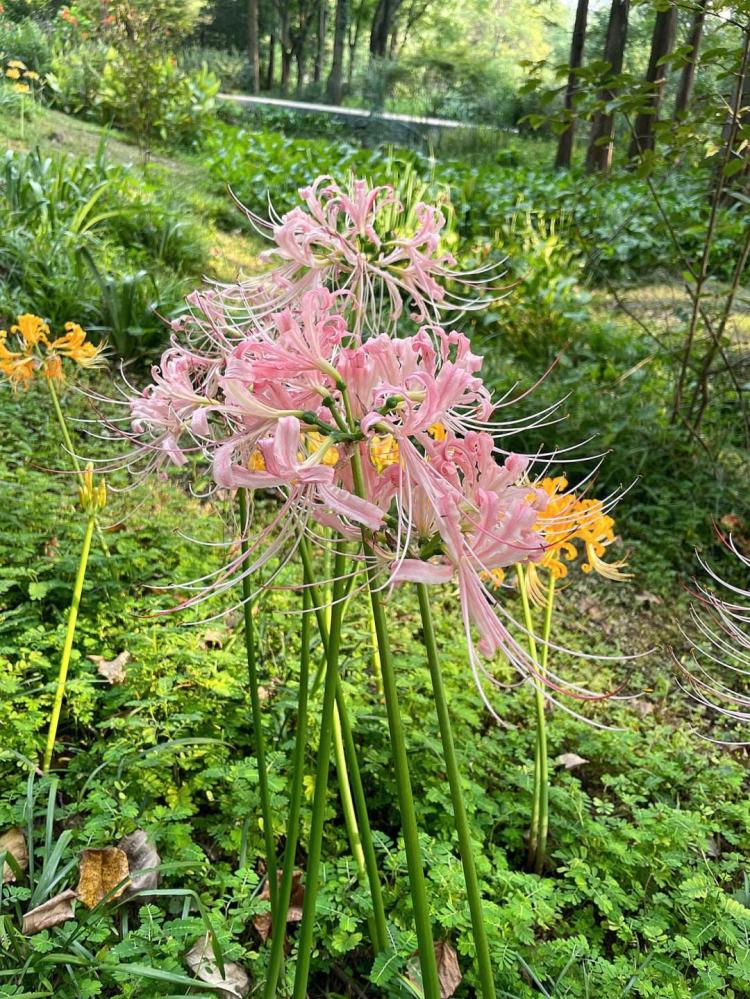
[517,566,555,875]
[416,583,496,998]
[47,380,111,561]
[299,538,388,954]
[42,514,95,773]
[263,586,312,999]
[344,421,441,998]
[239,489,277,918]
[292,542,347,999]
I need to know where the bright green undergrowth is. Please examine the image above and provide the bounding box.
[1,379,749,997]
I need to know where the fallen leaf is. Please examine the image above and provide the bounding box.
[253,870,304,942]
[23,889,76,934]
[76,848,129,909]
[635,591,662,607]
[633,698,654,718]
[407,940,462,998]
[201,629,224,650]
[43,536,59,558]
[705,834,721,858]
[1,827,28,883]
[117,830,160,896]
[89,650,130,685]
[556,753,588,770]
[185,934,250,998]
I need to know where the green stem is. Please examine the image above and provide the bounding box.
[292,542,347,999]
[42,514,95,772]
[47,380,111,562]
[516,566,554,876]
[263,586,312,999]
[344,423,440,998]
[416,584,496,999]
[535,575,556,876]
[239,489,278,919]
[299,538,388,954]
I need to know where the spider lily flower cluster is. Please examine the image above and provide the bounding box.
[122,279,609,705]
[0,314,103,389]
[110,176,631,997]
[678,535,750,734]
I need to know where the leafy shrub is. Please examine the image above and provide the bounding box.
[0,13,54,73]
[47,39,109,117]
[0,148,207,357]
[177,44,248,91]
[97,49,220,149]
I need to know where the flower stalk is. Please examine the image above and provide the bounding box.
[416,582,496,998]
[42,510,96,772]
[263,585,312,999]
[239,488,278,919]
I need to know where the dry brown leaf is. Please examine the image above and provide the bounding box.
[88,651,130,685]
[634,591,663,607]
[117,830,160,896]
[408,940,462,998]
[76,848,129,909]
[1,827,28,884]
[556,752,589,770]
[201,629,224,650]
[23,889,76,935]
[43,536,59,558]
[185,934,250,998]
[253,870,304,942]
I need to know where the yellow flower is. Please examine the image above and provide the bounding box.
[427,422,447,442]
[49,322,104,368]
[576,499,630,581]
[23,70,40,81]
[0,332,36,388]
[368,433,400,473]
[5,67,20,79]
[7,60,26,70]
[480,567,506,589]
[535,477,581,579]
[12,82,30,94]
[12,314,50,348]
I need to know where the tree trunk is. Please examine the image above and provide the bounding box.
[280,2,292,93]
[369,0,402,59]
[326,0,348,103]
[586,0,629,173]
[628,4,678,157]
[266,31,276,90]
[314,0,327,84]
[247,0,260,93]
[555,0,589,169]
[347,1,363,87]
[673,0,707,119]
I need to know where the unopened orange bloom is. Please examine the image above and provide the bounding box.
[42,354,64,381]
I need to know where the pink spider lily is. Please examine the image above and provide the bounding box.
[676,534,750,740]
[230,175,504,334]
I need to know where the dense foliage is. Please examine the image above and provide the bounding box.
[1,383,750,997]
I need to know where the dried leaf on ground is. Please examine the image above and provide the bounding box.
[556,752,589,770]
[185,934,250,998]
[201,629,224,649]
[1,827,28,883]
[88,650,130,684]
[253,870,304,942]
[117,830,160,895]
[407,940,462,998]
[76,847,129,908]
[23,889,76,934]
